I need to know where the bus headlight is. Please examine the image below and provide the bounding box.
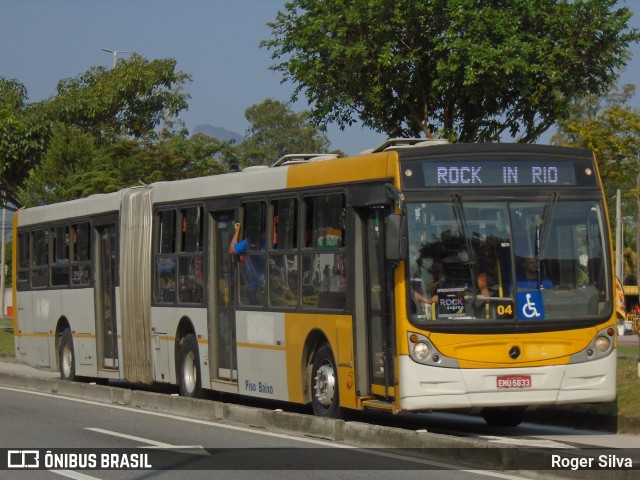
[413,342,430,361]
[569,326,615,364]
[594,336,611,353]
[407,332,459,367]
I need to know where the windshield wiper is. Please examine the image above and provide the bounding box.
[537,192,559,260]
[451,194,478,293]
[532,192,558,288]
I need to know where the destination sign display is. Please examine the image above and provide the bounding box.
[402,158,598,189]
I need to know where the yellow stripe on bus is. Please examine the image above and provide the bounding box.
[236,342,286,351]
[286,153,395,189]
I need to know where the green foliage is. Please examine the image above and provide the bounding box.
[152,132,237,179]
[0,322,13,356]
[553,84,640,196]
[1,53,192,208]
[18,123,106,205]
[236,99,333,166]
[4,55,334,207]
[0,78,49,207]
[263,0,639,142]
[47,53,191,140]
[615,357,640,417]
[551,83,640,272]
[17,128,235,207]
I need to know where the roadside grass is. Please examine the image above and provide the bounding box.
[0,316,13,356]
[615,356,640,417]
[0,316,638,416]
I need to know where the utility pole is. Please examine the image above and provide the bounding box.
[616,190,622,281]
[637,165,640,377]
[636,169,640,308]
[0,207,6,319]
[101,48,128,68]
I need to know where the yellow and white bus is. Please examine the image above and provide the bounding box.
[12,140,617,426]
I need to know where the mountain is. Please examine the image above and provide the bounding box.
[192,124,244,143]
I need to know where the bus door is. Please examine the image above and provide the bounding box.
[365,207,395,395]
[95,223,118,369]
[211,211,237,382]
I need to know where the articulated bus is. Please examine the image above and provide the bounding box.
[12,141,617,426]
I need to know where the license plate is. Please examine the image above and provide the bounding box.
[496,375,531,389]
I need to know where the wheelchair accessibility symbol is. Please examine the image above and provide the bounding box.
[517,290,545,320]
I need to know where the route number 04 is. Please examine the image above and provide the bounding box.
[497,304,513,315]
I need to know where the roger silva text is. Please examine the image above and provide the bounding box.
[551,453,634,471]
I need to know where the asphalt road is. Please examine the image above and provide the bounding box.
[0,354,638,480]
[0,384,541,480]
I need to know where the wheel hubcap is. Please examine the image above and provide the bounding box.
[314,362,335,407]
[183,351,197,393]
[62,346,72,377]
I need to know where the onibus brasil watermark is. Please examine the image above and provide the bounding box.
[6,449,152,470]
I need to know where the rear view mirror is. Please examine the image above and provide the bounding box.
[385,214,406,261]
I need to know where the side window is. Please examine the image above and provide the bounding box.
[73,223,91,262]
[304,194,345,248]
[272,198,297,250]
[269,198,298,307]
[238,201,267,306]
[155,209,177,303]
[178,206,204,304]
[51,225,70,287]
[243,202,267,251]
[17,233,30,291]
[31,229,49,288]
[159,210,176,254]
[52,225,69,263]
[302,194,347,309]
[71,222,92,286]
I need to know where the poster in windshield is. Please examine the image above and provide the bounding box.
[437,287,466,318]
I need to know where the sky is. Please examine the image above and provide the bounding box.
[1,0,640,155]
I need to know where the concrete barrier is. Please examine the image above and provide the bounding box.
[130,390,223,421]
[0,372,58,393]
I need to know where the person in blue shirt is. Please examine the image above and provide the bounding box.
[229,222,248,254]
[516,256,553,290]
[228,222,265,304]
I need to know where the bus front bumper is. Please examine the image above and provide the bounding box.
[397,352,617,412]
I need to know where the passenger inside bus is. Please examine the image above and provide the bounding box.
[515,256,553,290]
[229,222,247,254]
[475,238,504,297]
[229,222,266,305]
[410,245,444,318]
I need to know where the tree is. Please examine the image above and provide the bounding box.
[18,128,236,207]
[551,83,640,288]
[1,53,192,208]
[0,78,48,208]
[263,0,639,142]
[552,83,640,214]
[46,53,192,141]
[17,123,106,206]
[236,99,333,166]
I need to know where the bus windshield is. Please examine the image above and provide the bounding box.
[407,199,610,324]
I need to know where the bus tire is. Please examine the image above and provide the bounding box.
[311,343,341,418]
[178,334,202,398]
[59,328,76,381]
[481,407,526,427]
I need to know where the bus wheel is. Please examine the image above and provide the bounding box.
[311,344,341,418]
[178,334,202,398]
[59,328,76,381]
[481,407,526,427]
